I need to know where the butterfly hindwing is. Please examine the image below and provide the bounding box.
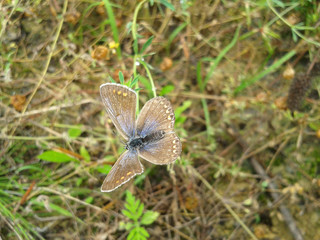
[136,97,181,164]
[100,83,137,140]
[139,132,181,164]
[101,150,144,192]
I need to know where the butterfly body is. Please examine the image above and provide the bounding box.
[126,130,165,151]
[100,83,181,192]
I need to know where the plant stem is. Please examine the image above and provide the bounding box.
[103,0,122,59]
[139,60,157,97]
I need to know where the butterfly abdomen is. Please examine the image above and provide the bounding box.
[141,130,165,144]
[126,130,166,151]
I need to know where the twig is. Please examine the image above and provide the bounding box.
[33,187,106,214]
[227,126,304,240]
[157,218,195,240]
[0,99,95,123]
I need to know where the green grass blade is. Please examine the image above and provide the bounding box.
[159,0,175,11]
[203,26,241,89]
[166,22,187,53]
[140,36,154,54]
[234,50,296,94]
[103,0,122,59]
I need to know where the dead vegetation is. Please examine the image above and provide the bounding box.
[1,0,320,239]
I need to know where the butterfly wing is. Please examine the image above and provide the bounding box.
[136,97,181,164]
[139,132,181,164]
[136,97,175,137]
[101,150,144,192]
[100,83,137,140]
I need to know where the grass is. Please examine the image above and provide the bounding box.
[1,0,320,239]
[102,0,122,59]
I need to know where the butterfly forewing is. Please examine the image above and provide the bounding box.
[101,150,144,192]
[139,132,181,164]
[136,97,175,137]
[100,83,137,140]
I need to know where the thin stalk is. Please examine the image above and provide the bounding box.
[138,60,157,97]
[266,0,320,47]
[103,0,122,59]
[132,0,148,112]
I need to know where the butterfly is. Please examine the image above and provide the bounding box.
[100,83,182,192]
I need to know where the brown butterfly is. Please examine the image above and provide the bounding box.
[100,83,181,192]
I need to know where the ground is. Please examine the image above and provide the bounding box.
[1,0,320,239]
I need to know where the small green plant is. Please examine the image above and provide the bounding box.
[120,191,159,240]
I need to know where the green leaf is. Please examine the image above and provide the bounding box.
[138,76,152,96]
[133,39,138,54]
[160,0,175,11]
[272,0,285,8]
[80,146,90,162]
[119,221,126,230]
[138,227,150,238]
[175,100,192,119]
[119,71,124,84]
[130,74,140,88]
[126,191,135,204]
[166,22,187,52]
[37,151,77,163]
[133,199,141,212]
[85,197,93,204]
[124,222,134,231]
[123,191,147,222]
[15,164,43,173]
[126,21,133,33]
[175,116,186,125]
[134,88,143,92]
[140,36,154,54]
[49,203,73,217]
[141,210,159,225]
[127,228,137,240]
[124,203,131,212]
[292,29,298,42]
[159,85,175,96]
[122,209,134,220]
[308,122,320,131]
[94,164,112,174]
[135,202,144,220]
[109,76,116,83]
[68,126,82,138]
[32,200,72,217]
[76,178,83,187]
[261,181,268,189]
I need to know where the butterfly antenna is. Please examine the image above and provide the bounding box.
[110,128,117,137]
[110,127,127,148]
[120,139,127,150]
